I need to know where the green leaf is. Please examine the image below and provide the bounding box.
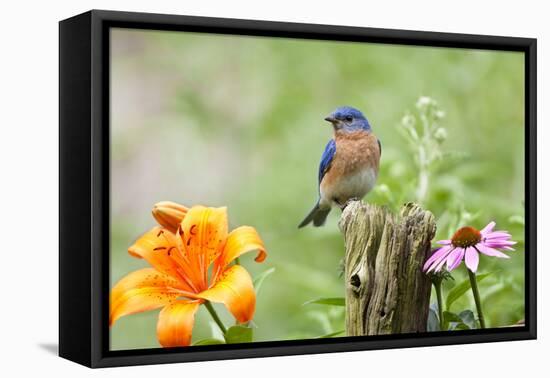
[458,310,476,329]
[445,272,493,310]
[315,330,345,338]
[443,311,462,324]
[443,310,474,331]
[427,307,440,332]
[303,297,345,306]
[224,325,253,344]
[193,338,225,346]
[253,267,275,295]
[442,311,463,331]
[448,322,470,331]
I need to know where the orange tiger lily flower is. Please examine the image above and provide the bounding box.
[110,203,267,347]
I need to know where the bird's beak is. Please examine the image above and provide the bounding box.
[324,116,337,123]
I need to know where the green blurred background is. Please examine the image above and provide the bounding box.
[109,28,525,350]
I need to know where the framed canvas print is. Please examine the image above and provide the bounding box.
[59,10,537,368]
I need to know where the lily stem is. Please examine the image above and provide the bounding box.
[204,301,227,335]
[433,279,444,330]
[468,270,486,329]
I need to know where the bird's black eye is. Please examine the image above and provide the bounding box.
[345,116,353,122]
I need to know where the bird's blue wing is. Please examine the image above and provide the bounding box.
[318,139,336,184]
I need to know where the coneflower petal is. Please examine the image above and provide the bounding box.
[446,248,465,271]
[476,244,510,258]
[484,231,511,240]
[480,221,496,235]
[464,247,479,272]
[423,246,453,272]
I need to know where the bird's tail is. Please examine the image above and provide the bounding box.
[298,200,331,228]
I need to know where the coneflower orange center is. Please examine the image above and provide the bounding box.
[451,226,481,248]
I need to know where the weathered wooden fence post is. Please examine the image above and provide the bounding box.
[339,201,436,335]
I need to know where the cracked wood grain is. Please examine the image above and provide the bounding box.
[339,201,436,335]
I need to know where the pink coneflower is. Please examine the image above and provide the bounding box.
[423,221,516,273]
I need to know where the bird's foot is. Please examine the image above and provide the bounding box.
[346,197,361,207]
[336,197,361,211]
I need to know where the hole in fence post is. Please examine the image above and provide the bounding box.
[350,273,361,288]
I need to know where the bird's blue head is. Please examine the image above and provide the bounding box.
[324,106,371,132]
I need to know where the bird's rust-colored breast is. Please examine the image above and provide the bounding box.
[332,129,380,174]
[319,129,381,206]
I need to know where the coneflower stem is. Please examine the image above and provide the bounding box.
[204,301,227,334]
[468,270,486,329]
[433,279,444,330]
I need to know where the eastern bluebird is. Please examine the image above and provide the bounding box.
[298,106,381,228]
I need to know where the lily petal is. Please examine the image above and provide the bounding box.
[217,226,267,271]
[110,268,188,326]
[198,265,255,323]
[180,206,228,288]
[128,226,197,292]
[464,247,479,272]
[157,300,201,347]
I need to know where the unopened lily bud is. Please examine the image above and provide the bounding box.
[152,201,188,233]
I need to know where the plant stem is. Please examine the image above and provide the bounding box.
[433,279,444,330]
[204,301,227,334]
[235,257,240,265]
[416,146,429,204]
[467,270,486,329]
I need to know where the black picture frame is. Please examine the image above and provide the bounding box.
[59,9,537,368]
